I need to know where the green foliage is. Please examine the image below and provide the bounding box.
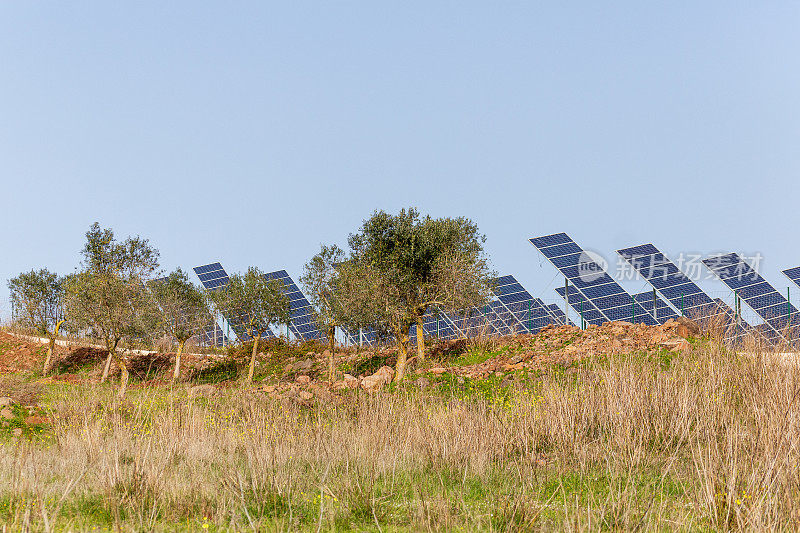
[64,223,161,353]
[148,268,209,343]
[7,268,64,336]
[208,267,290,339]
[345,207,495,338]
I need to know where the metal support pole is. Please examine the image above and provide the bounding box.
[564,278,569,325]
[580,300,584,330]
[653,288,657,322]
[681,292,685,316]
[631,295,635,323]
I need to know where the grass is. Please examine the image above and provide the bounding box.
[1,339,800,530]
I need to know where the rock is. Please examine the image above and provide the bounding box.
[296,375,311,385]
[293,359,314,372]
[429,367,447,375]
[415,377,430,389]
[24,415,50,426]
[298,391,314,401]
[12,428,22,438]
[509,354,525,365]
[1,408,13,420]
[361,366,395,392]
[502,363,523,372]
[188,384,217,398]
[675,317,701,338]
[0,397,12,407]
[262,385,276,393]
[659,338,690,352]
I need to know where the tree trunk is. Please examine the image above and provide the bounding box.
[43,337,55,376]
[247,334,261,383]
[327,325,336,383]
[416,315,426,361]
[117,358,129,398]
[173,339,185,381]
[394,324,409,382]
[42,320,65,376]
[100,352,113,383]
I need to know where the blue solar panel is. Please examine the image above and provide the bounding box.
[617,245,742,324]
[531,233,659,326]
[554,287,606,325]
[545,302,574,327]
[632,291,679,323]
[193,263,275,341]
[263,269,325,341]
[783,267,800,287]
[703,253,798,341]
[491,275,563,333]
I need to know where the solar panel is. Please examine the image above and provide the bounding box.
[193,263,275,341]
[531,233,659,326]
[617,244,746,328]
[546,302,574,327]
[554,286,606,325]
[632,291,679,323]
[703,253,798,341]
[783,267,800,290]
[263,270,325,341]
[491,275,564,333]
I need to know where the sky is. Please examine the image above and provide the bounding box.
[2,2,799,323]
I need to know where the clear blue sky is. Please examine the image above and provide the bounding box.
[2,2,799,321]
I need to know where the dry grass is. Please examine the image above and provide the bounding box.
[2,340,800,531]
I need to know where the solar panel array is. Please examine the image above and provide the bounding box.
[545,302,573,327]
[149,275,229,347]
[531,233,659,326]
[492,275,566,333]
[193,262,274,341]
[553,286,605,325]
[632,291,679,323]
[263,270,325,341]
[703,253,798,341]
[617,244,742,325]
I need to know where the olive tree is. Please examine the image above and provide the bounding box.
[64,223,160,396]
[208,267,290,383]
[148,268,209,381]
[347,208,494,380]
[7,268,66,374]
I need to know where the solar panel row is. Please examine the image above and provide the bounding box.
[531,233,659,326]
[703,253,799,341]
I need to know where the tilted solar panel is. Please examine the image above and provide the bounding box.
[617,244,747,326]
[492,275,563,333]
[531,233,659,326]
[193,263,275,341]
[632,291,679,323]
[703,253,798,342]
[783,267,800,290]
[263,270,325,341]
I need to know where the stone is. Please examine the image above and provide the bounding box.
[0,397,12,407]
[24,415,50,426]
[298,391,314,401]
[509,354,525,365]
[429,367,447,375]
[676,317,701,337]
[659,338,690,352]
[0,408,13,420]
[296,375,311,385]
[361,366,395,392]
[293,359,314,372]
[12,428,22,438]
[414,377,430,389]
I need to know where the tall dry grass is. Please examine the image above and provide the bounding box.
[2,340,800,531]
